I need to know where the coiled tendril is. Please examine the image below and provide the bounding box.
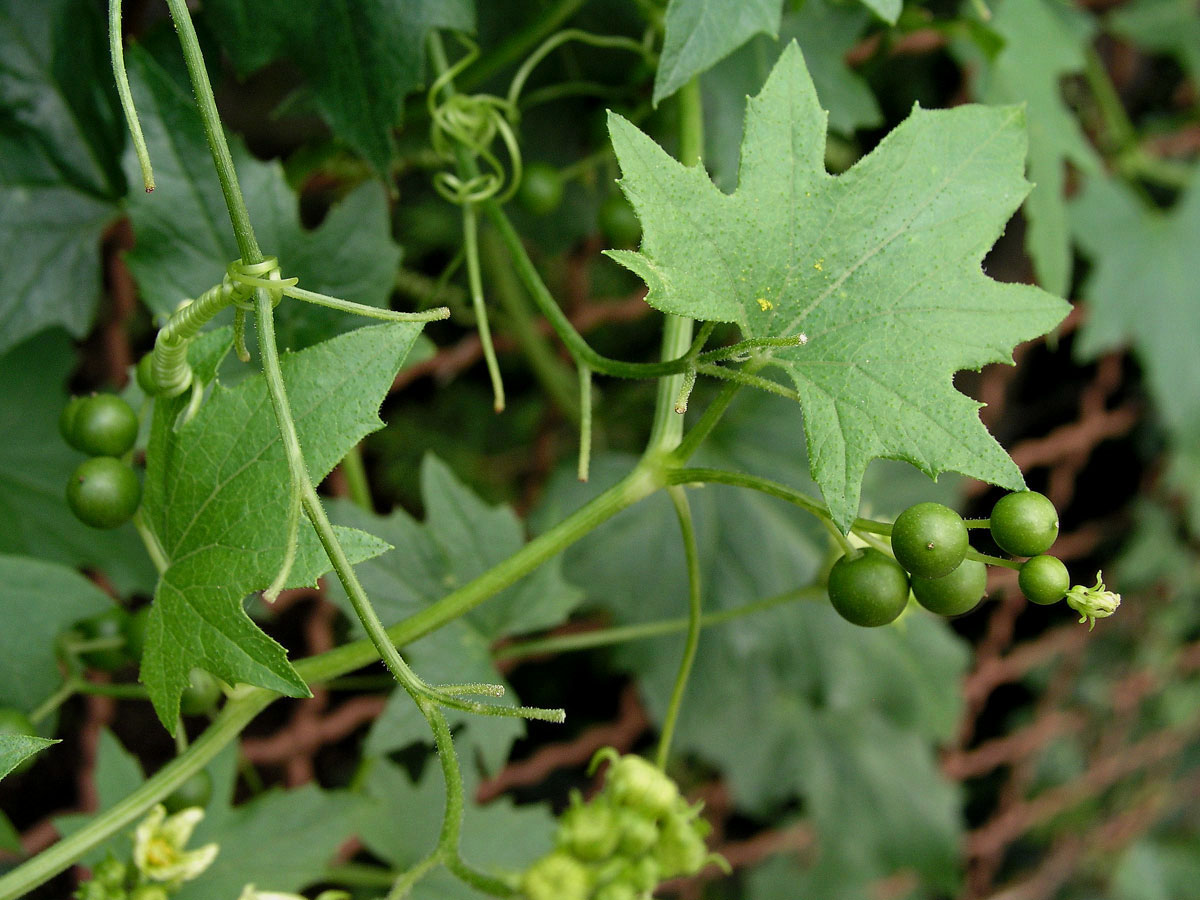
[151,258,292,398]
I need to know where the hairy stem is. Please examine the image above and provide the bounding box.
[655,487,703,768]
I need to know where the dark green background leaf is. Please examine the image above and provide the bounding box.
[328,455,583,774]
[0,555,116,712]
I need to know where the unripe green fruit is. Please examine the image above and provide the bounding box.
[599,193,641,248]
[180,668,223,716]
[827,548,910,627]
[1019,554,1070,605]
[123,605,151,660]
[890,502,969,578]
[911,558,988,617]
[990,490,1059,557]
[77,607,132,671]
[517,163,565,216]
[66,457,141,529]
[71,394,139,457]
[136,353,161,396]
[59,395,87,447]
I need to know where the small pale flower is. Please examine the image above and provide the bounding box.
[132,804,219,884]
[1065,571,1121,631]
[236,887,350,900]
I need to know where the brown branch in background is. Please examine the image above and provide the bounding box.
[967,722,1200,860]
[944,711,1085,780]
[102,220,138,386]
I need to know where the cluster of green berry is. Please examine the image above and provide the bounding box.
[516,162,642,247]
[60,393,141,529]
[521,750,724,900]
[827,491,1105,628]
[74,858,167,900]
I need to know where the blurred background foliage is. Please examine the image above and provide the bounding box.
[1,0,1199,898]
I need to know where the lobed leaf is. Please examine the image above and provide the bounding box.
[139,323,423,730]
[610,42,1069,529]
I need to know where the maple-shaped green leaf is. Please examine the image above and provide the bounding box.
[139,323,422,730]
[968,0,1099,297]
[328,455,583,774]
[1072,175,1200,446]
[122,47,401,348]
[0,554,114,712]
[0,734,57,781]
[609,42,1069,529]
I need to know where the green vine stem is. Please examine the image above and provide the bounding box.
[458,0,586,92]
[339,445,373,512]
[505,29,651,113]
[655,486,703,768]
[479,226,580,420]
[108,0,152,191]
[493,586,825,661]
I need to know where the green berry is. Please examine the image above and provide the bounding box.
[71,394,139,458]
[890,502,969,578]
[990,490,1059,557]
[136,353,161,396]
[129,888,170,900]
[66,457,141,529]
[76,607,132,671]
[911,558,988,617]
[1018,555,1070,605]
[517,163,565,216]
[599,192,641,247]
[59,395,87,448]
[827,548,910,627]
[180,668,223,716]
[123,605,151,660]
[164,769,213,812]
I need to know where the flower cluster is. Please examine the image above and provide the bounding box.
[521,749,727,900]
[72,805,217,900]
